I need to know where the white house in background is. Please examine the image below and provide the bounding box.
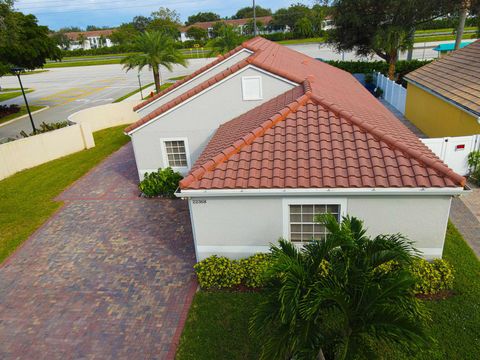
[179,16,287,42]
[125,37,466,261]
[65,29,115,50]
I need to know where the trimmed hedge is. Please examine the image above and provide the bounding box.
[195,253,454,295]
[194,254,272,289]
[324,59,431,77]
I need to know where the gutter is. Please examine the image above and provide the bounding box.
[405,79,480,123]
[176,186,467,198]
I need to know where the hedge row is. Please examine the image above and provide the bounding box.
[324,59,432,76]
[194,254,454,295]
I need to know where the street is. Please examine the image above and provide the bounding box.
[0,58,213,139]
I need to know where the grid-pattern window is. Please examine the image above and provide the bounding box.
[289,204,340,243]
[164,140,188,167]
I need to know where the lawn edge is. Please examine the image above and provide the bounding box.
[0,105,49,128]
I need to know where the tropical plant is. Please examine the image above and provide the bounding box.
[208,24,244,55]
[250,214,430,360]
[138,167,182,197]
[467,150,480,184]
[121,31,187,93]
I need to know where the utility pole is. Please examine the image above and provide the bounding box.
[253,0,257,36]
[11,67,36,134]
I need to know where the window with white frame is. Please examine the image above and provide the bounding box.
[241,76,263,100]
[288,204,341,243]
[162,139,189,168]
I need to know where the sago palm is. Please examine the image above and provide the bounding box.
[121,31,187,93]
[250,215,430,360]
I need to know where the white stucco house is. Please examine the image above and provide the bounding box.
[65,30,115,50]
[125,37,466,261]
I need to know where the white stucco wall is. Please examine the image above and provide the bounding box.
[137,50,252,117]
[131,66,295,179]
[187,194,452,261]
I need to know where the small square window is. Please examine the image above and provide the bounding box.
[289,204,340,244]
[163,140,188,168]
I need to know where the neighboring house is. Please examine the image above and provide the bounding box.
[125,37,465,261]
[321,15,335,30]
[65,29,115,50]
[179,16,286,42]
[405,40,480,137]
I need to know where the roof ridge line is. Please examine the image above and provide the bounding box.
[133,44,246,111]
[179,90,313,189]
[309,93,466,187]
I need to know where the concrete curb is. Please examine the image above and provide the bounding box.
[0,106,50,128]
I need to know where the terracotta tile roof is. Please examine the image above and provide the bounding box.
[180,91,464,190]
[180,16,273,32]
[405,40,480,116]
[64,29,114,41]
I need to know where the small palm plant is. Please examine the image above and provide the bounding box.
[250,215,430,360]
[121,31,187,93]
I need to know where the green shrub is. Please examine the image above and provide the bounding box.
[467,150,480,185]
[240,253,273,288]
[138,167,182,198]
[324,59,431,78]
[411,258,455,295]
[194,256,245,289]
[19,121,69,137]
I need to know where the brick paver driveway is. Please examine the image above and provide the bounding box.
[0,143,197,360]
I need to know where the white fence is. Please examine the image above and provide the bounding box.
[422,135,480,176]
[376,72,407,114]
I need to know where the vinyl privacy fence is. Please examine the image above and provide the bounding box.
[376,72,407,114]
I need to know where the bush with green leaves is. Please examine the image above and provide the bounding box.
[411,258,454,295]
[194,255,245,289]
[467,150,480,185]
[239,253,273,288]
[19,121,69,137]
[138,167,182,198]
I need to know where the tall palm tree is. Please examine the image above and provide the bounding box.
[373,27,411,80]
[250,215,430,360]
[121,31,187,93]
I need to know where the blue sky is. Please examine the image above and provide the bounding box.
[14,0,308,30]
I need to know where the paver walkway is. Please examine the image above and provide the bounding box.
[0,143,197,360]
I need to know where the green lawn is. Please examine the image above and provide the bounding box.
[277,37,325,45]
[0,126,130,263]
[0,89,33,102]
[414,33,477,43]
[0,105,46,125]
[45,59,122,68]
[4,70,48,76]
[415,26,477,35]
[0,87,21,92]
[176,223,480,360]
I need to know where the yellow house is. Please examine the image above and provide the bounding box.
[404,40,480,138]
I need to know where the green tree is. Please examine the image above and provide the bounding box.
[294,17,315,38]
[272,3,311,29]
[250,215,430,360]
[327,0,460,80]
[186,26,208,42]
[77,33,87,48]
[209,24,244,55]
[148,7,181,38]
[186,11,220,25]
[51,30,71,50]
[110,23,139,46]
[233,6,272,19]
[0,2,61,75]
[121,31,187,93]
[132,15,151,32]
[243,19,266,36]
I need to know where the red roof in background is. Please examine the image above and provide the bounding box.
[180,16,273,32]
[126,36,465,189]
[64,29,114,41]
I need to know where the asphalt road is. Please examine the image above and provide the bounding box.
[0,58,213,140]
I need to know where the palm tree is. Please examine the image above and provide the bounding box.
[373,27,411,80]
[250,215,430,360]
[209,24,244,55]
[121,31,187,93]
